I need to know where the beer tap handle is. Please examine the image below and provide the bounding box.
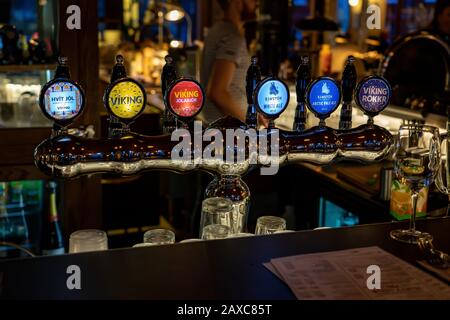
[162,55,179,133]
[108,55,128,137]
[103,55,147,137]
[245,56,261,128]
[339,56,356,130]
[111,54,127,82]
[293,56,311,131]
[39,57,86,131]
[55,56,71,79]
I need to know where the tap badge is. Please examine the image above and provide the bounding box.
[105,78,146,122]
[306,77,341,118]
[254,77,290,118]
[355,76,391,116]
[166,79,204,120]
[40,80,85,124]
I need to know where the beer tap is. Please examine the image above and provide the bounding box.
[305,77,341,128]
[293,56,311,132]
[107,55,128,138]
[339,56,357,130]
[35,60,393,180]
[254,76,290,130]
[354,75,392,126]
[161,55,179,133]
[38,56,85,136]
[245,56,261,129]
[103,55,147,138]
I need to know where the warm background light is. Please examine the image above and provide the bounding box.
[348,0,359,7]
[165,9,185,22]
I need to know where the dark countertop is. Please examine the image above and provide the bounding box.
[0,217,449,300]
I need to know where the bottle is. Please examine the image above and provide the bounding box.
[19,32,30,64]
[319,44,332,76]
[41,181,64,255]
[0,182,12,258]
[245,56,261,129]
[293,56,311,131]
[8,182,30,246]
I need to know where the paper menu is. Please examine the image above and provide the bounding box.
[265,246,450,300]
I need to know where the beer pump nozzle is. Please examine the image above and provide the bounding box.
[245,56,261,128]
[339,56,357,130]
[293,56,311,131]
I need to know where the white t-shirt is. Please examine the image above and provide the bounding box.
[200,21,250,124]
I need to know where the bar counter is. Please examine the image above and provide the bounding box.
[0,217,448,300]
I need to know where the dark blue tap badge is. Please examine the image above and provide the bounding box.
[355,76,391,117]
[306,77,341,119]
[254,77,290,119]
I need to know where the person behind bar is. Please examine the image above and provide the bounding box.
[429,0,450,43]
[200,0,266,125]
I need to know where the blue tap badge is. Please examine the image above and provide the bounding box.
[306,77,341,119]
[254,77,290,118]
[355,76,391,117]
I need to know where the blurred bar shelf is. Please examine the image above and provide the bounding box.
[0,64,58,73]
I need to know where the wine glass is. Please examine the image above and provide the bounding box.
[390,124,441,244]
[435,131,450,216]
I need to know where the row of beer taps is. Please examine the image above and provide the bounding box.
[34,54,393,179]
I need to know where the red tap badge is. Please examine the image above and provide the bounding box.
[167,79,204,120]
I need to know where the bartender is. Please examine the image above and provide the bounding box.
[430,0,450,43]
[200,0,267,126]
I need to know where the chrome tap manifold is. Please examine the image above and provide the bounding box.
[34,55,393,233]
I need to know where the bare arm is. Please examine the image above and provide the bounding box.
[207,59,246,122]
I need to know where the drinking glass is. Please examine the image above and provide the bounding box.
[199,197,233,238]
[255,216,287,235]
[390,125,441,244]
[435,132,450,216]
[202,224,230,240]
[227,233,255,238]
[69,229,108,253]
[133,243,155,248]
[143,229,175,245]
[179,238,203,243]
